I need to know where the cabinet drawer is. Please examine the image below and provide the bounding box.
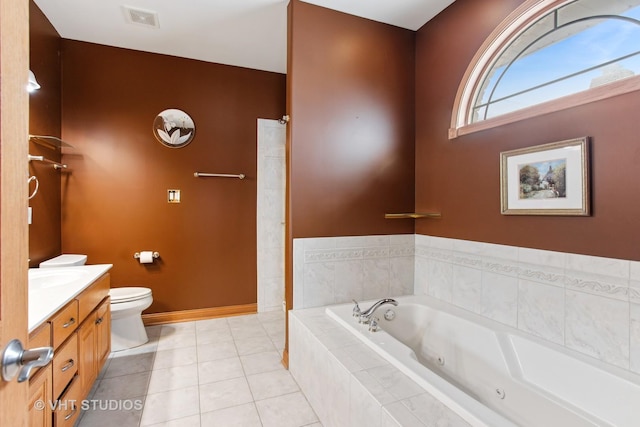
[29,322,51,348]
[52,333,78,399]
[77,273,110,323]
[28,323,52,378]
[53,375,82,427]
[50,301,78,348]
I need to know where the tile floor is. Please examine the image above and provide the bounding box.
[76,311,322,427]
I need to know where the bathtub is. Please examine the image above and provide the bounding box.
[326,295,640,427]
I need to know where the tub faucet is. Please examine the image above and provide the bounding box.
[358,298,398,324]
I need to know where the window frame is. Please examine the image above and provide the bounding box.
[449,0,640,139]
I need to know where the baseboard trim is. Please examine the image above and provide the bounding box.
[142,303,257,326]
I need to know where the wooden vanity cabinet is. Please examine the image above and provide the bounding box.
[28,273,111,427]
[77,297,111,398]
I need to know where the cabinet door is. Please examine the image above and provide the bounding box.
[77,313,97,399]
[28,365,52,427]
[95,298,111,370]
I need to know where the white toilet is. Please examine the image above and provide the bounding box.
[109,287,153,352]
[39,253,88,268]
[38,254,153,352]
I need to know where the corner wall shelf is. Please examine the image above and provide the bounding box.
[29,135,74,149]
[385,213,442,219]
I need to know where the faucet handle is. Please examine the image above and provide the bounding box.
[368,317,379,332]
[352,299,361,318]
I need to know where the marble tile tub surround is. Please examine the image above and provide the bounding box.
[293,235,415,310]
[414,234,640,375]
[294,233,640,375]
[289,308,470,427]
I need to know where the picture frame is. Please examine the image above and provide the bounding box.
[500,137,590,216]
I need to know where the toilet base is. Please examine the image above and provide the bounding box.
[111,314,149,352]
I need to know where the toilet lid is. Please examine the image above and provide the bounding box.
[110,287,152,303]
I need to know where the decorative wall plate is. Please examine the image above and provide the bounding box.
[153,109,196,148]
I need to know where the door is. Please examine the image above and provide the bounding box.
[0,0,31,425]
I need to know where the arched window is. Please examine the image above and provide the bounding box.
[450,0,640,138]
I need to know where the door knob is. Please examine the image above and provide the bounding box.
[1,339,54,383]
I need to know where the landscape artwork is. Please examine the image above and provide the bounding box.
[518,158,566,199]
[500,137,590,216]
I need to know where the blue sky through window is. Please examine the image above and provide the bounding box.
[474,4,640,121]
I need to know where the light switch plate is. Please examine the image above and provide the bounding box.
[168,189,181,203]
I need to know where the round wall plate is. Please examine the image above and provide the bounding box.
[153,109,196,148]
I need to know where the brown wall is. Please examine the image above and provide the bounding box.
[415,0,640,261]
[61,41,285,313]
[288,1,416,238]
[29,1,62,266]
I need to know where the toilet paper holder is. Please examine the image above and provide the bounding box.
[134,252,160,260]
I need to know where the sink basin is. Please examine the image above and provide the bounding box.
[28,268,91,291]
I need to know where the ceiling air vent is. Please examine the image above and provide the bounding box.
[122,6,160,29]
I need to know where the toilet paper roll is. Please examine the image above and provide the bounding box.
[139,251,154,264]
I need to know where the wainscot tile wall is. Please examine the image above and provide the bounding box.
[415,234,639,376]
[292,234,640,376]
[293,235,415,310]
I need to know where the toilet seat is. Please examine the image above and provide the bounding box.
[110,287,152,304]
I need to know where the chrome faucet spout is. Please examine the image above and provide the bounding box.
[359,298,398,323]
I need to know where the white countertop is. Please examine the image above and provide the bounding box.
[28,264,113,332]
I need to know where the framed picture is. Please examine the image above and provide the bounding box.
[500,137,590,216]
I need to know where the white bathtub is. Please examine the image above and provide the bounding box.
[326,295,640,427]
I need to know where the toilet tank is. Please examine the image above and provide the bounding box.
[39,254,88,268]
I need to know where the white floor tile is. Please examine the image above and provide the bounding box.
[195,317,229,332]
[93,371,151,400]
[196,327,234,345]
[87,314,295,427]
[103,352,155,378]
[111,336,160,357]
[240,351,285,375]
[262,319,285,337]
[153,346,198,370]
[197,340,238,362]
[156,332,197,351]
[255,392,318,427]
[199,377,254,413]
[160,321,196,336]
[140,385,200,426]
[257,311,285,323]
[200,402,262,427]
[235,335,277,356]
[247,369,299,401]
[147,364,199,394]
[77,401,144,427]
[145,325,163,338]
[227,314,260,326]
[146,414,201,427]
[230,326,269,341]
[198,357,244,385]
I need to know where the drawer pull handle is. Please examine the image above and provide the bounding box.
[61,359,75,372]
[64,405,77,421]
[62,318,75,328]
[95,317,103,325]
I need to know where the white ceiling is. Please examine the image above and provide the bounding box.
[33,0,455,74]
